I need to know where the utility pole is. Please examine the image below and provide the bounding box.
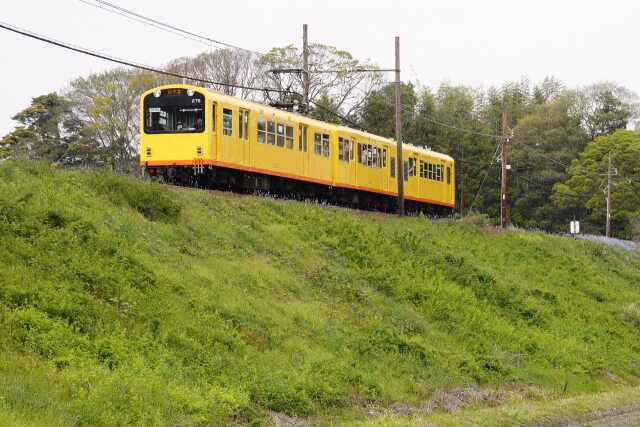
[459,147,464,212]
[395,36,404,217]
[302,24,309,113]
[606,150,612,237]
[501,105,508,229]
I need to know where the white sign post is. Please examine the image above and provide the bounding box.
[570,220,580,236]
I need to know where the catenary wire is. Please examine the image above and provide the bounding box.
[83,0,263,56]
[0,22,289,94]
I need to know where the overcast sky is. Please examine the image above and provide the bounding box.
[2,0,640,136]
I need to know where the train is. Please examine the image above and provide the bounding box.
[139,84,455,214]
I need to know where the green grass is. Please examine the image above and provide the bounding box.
[0,160,639,425]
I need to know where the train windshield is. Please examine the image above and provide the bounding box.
[144,89,205,133]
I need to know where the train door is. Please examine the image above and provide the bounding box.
[298,124,309,176]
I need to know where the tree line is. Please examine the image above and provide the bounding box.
[1,44,639,239]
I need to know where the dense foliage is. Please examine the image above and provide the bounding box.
[1,161,639,425]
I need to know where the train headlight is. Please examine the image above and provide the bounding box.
[187,88,195,96]
[153,90,161,98]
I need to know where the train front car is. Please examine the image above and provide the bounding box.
[140,85,211,182]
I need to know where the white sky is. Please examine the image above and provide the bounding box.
[2,0,639,136]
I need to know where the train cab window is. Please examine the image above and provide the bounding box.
[299,125,308,152]
[314,132,322,155]
[267,120,275,145]
[390,157,396,178]
[257,117,266,143]
[277,123,285,147]
[447,166,451,184]
[223,108,233,136]
[322,134,330,157]
[286,125,294,149]
[144,90,204,134]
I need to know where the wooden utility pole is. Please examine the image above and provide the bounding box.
[501,105,508,229]
[459,147,464,212]
[302,24,309,113]
[395,36,404,217]
[606,150,612,237]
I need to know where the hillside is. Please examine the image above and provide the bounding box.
[1,160,640,426]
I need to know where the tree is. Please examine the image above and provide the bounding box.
[572,82,638,141]
[1,93,76,162]
[0,126,34,160]
[509,93,589,230]
[552,129,640,237]
[260,43,382,117]
[165,49,263,99]
[358,82,417,138]
[66,68,146,172]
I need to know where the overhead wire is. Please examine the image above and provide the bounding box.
[81,0,263,56]
[0,22,289,94]
[466,141,503,216]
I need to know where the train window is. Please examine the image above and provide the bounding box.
[286,125,294,149]
[257,117,266,143]
[382,149,387,167]
[367,145,373,167]
[243,110,249,140]
[338,137,350,162]
[408,157,416,176]
[420,160,424,178]
[350,140,354,161]
[404,161,409,181]
[277,123,285,147]
[447,166,451,184]
[437,165,442,182]
[211,104,216,132]
[267,120,275,145]
[298,124,308,152]
[223,108,233,136]
[314,132,322,155]
[357,143,363,164]
[238,110,243,139]
[322,134,330,157]
[390,157,396,178]
[377,148,382,168]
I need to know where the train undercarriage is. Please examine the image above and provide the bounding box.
[143,164,452,216]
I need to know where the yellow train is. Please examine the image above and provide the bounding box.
[140,84,455,213]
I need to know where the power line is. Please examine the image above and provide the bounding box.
[466,142,503,216]
[0,22,288,94]
[511,171,601,199]
[81,0,263,56]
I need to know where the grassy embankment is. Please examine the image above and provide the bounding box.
[0,160,639,425]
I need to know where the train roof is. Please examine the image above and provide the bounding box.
[144,84,454,163]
